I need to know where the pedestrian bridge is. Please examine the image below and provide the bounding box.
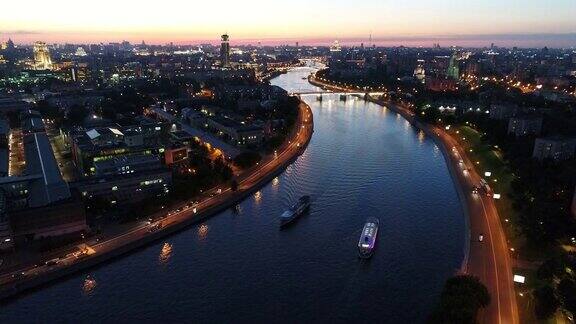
[289,91,385,96]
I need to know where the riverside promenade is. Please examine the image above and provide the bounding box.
[0,102,314,301]
[308,74,518,324]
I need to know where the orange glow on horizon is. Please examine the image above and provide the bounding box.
[1,0,574,47]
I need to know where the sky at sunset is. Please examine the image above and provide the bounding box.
[1,0,575,47]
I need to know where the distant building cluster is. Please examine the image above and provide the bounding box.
[0,34,304,251]
[0,110,85,249]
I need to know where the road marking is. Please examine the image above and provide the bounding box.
[449,135,507,324]
[478,195,502,324]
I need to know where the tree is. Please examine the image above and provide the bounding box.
[429,275,490,324]
[35,100,62,121]
[534,285,560,319]
[66,105,89,126]
[233,151,262,169]
[231,179,239,192]
[537,257,563,281]
[558,278,576,316]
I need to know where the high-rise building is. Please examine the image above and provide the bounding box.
[330,40,342,53]
[446,54,459,80]
[532,136,576,162]
[414,59,426,83]
[33,41,53,70]
[7,38,14,48]
[220,34,230,67]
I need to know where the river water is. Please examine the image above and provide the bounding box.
[0,67,465,323]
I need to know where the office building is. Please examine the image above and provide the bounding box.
[73,169,172,205]
[206,116,264,147]
[507,116,543,137]
[532,136,576,162]
[220,34,230,67]
[33,41,53,70]
[489,104,518,120]
[0,112,87,243]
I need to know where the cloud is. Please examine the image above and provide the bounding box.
[1,30,44,35]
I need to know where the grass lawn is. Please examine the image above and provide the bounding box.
[449,124,569,323]
[452,125,523,250]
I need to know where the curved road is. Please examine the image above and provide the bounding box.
[309,74,518,324]
[392,102,519,324]
[434,124,518,324]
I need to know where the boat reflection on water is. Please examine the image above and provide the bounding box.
[159,243,173,264]
[82,275,97,295]
[232,204,242,215]
[197,224,209,241]
[272,177,280,188]
[418,130,426,144]
[254,190,262,204]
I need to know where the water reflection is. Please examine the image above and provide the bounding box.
[254,190,262,204]
[197,224,209,241]
[418,130,426,143]
[381,106,389,117]
[0,65,466,324]
[272,177,280,189]
[159,242,173,264]
[232,204,242,215]
[82,275,97,295]
[404,119,411,131]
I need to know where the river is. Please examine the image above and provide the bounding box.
[0,67,465,323]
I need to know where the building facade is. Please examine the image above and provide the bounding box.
[220,34,230,67]
[507,116,543,137]
[532,136,576,161]
[490,104,518,120]
[33,41,53,71]
[73,169,172,205]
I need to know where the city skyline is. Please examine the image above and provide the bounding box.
[1,0,575,47]
[2,2,576,323]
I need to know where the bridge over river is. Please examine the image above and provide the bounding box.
[289,91,385,96]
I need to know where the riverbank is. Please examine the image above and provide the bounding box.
[308,73,518,324]
[373,99,518,324]
[0,101,314,301]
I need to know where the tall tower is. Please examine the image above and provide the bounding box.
[33,41,53,70]
[220,34,230,68]
[447,54,459,80]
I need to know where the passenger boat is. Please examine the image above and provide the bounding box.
[358,217,379,258]
[280,196,311,226]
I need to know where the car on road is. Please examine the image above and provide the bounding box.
[478,234,484,242]
[45,259,60,266]
[11,271,25,279]
[479,178,492,197]
[148,222,162,233]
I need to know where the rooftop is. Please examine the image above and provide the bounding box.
[23,133,71,207]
